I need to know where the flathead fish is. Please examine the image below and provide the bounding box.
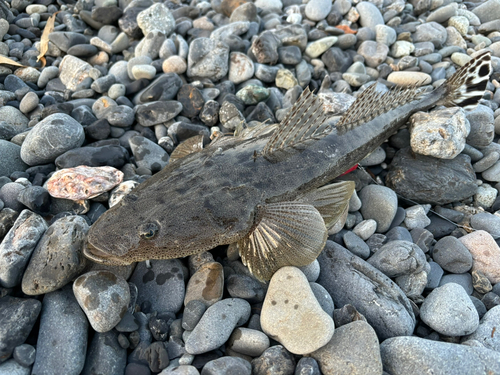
[85,51,492,281]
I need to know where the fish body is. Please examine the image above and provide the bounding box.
[85,51,492,281]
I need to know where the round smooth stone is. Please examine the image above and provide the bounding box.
[131,64,157,80]
[387,72,432,86]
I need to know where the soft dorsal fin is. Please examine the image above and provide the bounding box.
[169,135,204,163]
[261,87,331,160]
[296,181,355,229]
[436,50,492,109]
[336,82,423,134]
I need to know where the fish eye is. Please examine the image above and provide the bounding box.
[139,223,159,240]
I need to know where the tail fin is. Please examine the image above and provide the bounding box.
[437,50,492,109]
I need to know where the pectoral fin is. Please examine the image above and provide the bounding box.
[169,135,204,162]
[238,202,327,281]
[296,181,355,229]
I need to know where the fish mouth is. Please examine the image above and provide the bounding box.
[83,241,130,266]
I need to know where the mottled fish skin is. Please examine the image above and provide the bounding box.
[85,51,492,279]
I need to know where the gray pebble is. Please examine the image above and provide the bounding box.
[0,141,28,178]
[0,359,31,375]
[227,327,270,357]
[252,345,295,375]
[367,240,426,278]
[356,1,384,30]
[343,231,370,259]
[380,336,500,375]
[432,236,473,274]
[182,300,206,331]
[0,296,41,363]
[297,259,320,282]
[82,330,126,375]
[359,185,398,233]
[0,182,25,212]
[309,282,335,316]
[439,273,473,295]
[470,212,500,239]
[309,320,382,374]
[13,344,35,367]
[32,285,88,375]
[226,274,266,304]
[129,135,169,173]
[201,356,251,375]
[0,210,47,288]
[187,38,229,81]
[465,305,500,351]
[317,241,415,340]
[185,298,251,355]
[20,113,85,166]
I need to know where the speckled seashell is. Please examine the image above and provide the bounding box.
[109,181,139,208]
[46,166,124,201]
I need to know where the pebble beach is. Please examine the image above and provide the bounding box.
[1,0,500,373]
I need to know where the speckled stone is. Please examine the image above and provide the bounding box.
[184,261,224,307]
[261,267,334,355]
[73,270,130,332]
[46,166,124,200]
[129,135,170,173]
[129,259,185,314]
[21,216,88,295]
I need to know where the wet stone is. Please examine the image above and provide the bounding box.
[185,298,251,355]
[32,285,88,375]
[0,296,41,363]
[317,241,415,340]
[184,261,224,307]
[0,210,47,288]
[73,270,130,332]
[129,259,185,314]
[21,215,89,295]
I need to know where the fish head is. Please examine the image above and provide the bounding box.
[85,185,256,265]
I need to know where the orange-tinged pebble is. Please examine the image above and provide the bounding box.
[335,25,357,34]
[46,165,124,200]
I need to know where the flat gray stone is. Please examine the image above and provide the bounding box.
[317,241,415,340]
[381,336,500,375]
[32,286,88,375]
[0,210,47,288]
[185,298,251,355]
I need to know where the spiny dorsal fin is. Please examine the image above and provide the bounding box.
[261,87,331,159]
[296,181,355,229]
[436,50,492,109]
[238,202,327,281]
[169,135,204,163]
[336,82,423,134]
